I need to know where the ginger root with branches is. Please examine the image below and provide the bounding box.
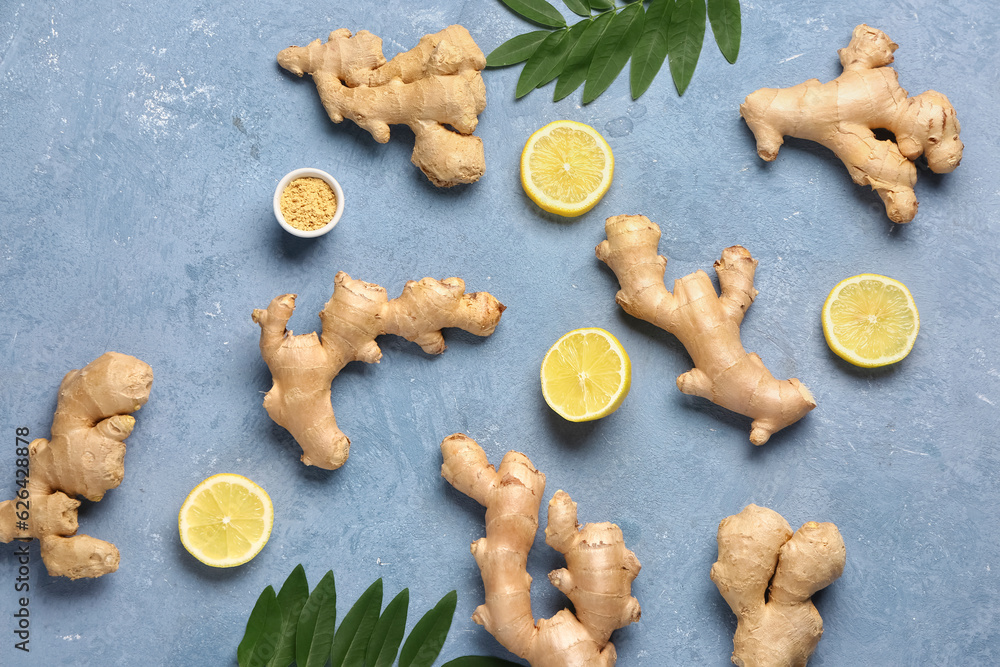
[252,272,504,470]
[277,25,487,187]
[596,215,815,445]
[441,433,641,667]
[711,504,846,667]
[741,24,963,223]
[0,352,153,579]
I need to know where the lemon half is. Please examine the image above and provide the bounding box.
[178,473,274,568]
[520,120,614,217]
[541,328,631,421]
[822,274,920,368]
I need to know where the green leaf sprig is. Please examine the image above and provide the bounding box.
[488,0,741,101]
[237,564,523,667]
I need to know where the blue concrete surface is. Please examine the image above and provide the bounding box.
[1,1,998,664]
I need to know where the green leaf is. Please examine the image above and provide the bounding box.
[296,571,338,667]
[707,0,740,63]
[554,10,615,101]
[515,29,569,98]
[238,586,282,667]
[535,19,591,89]
[330,578,383,667]
[583,2,646,104]
[398,590,458,667]
[667,0,707,95]
[499,0,567,28]
[365,588,410,667]
[589,0,615,10]
[563,0,590,16]
[441,658,526,667]
[629,0,673,99]
[487,31,551,67]
[268,565,310,667]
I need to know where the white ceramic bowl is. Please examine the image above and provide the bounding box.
[273,168,345,238]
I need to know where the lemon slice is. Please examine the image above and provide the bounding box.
[822,274,920,367]
[541,328,631,421]
[178,473,274,568]
[520,120,614,217]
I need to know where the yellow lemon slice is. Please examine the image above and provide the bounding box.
[178,473,274,568]
[822,274,920,368]
[541,328,631,421]
[520,120,614,217]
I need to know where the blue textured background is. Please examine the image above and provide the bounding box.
[2,0,998,664]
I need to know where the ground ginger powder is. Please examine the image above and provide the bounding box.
[280,177,338,231]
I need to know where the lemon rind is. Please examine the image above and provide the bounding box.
[520,121,615,218]
[822,273,920,368]
[540,327,631,422]
[178,473,274,568]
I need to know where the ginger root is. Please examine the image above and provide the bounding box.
[277,25,487,187]
[441,433,641,667]
[741,24,963,223]
[0,352,153,579]
[252,272,504,470]
[711,505,846,667]
[596,215,815,445]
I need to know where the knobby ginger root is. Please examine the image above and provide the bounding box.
[252,272,504,470]
[277,25,487,187]
[596,215,815,445]
[441,434,641,667]
[711,505,846,667]
[741,24,963,223]
[0,352,153,579]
